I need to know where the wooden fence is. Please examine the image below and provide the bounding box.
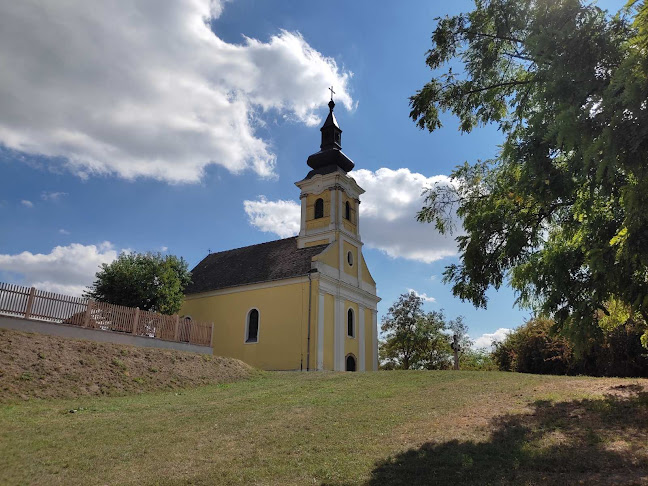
[0,282,213,347]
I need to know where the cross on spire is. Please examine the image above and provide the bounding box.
[328,85,335,102]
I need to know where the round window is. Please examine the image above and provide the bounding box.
[347,251,353,266]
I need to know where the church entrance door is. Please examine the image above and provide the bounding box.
[345,354,356,372]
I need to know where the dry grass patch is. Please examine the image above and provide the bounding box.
[0,328,252,402]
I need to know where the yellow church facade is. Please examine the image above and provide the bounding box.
[180,99,380,371]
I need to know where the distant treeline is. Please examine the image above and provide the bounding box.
[492,318,648,378]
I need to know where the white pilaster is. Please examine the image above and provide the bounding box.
[300,195,307,235]
[333,296,342,370]
[329,188,336,230]
[338,188,344,230]
[317,293,325,370]
[358,304,365,372]
[356,200,360,234]
[372,310,378,371]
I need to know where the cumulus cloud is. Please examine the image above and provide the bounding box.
[243,167,460,263]
[0,242,119,296]
[20,200,33,208]
[243,197,301,238]
[0,1,353,183]
[407,288,436,303]
[473,328,512,350]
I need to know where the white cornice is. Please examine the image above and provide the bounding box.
[295,171,364,199]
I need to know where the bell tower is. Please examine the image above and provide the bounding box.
[295,93,379,372]
[295,97,364,249]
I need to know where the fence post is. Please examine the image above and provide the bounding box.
[23,287,36,319]
[210,322,215,349]
[174,315,180,341]
[132,307,140,334]
[83,299,94,328]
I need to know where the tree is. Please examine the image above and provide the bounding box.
[410,0,648,347]
[380,291,467,370]
[492,315,648,376]
[492,317,576,374]
[85,252,191,315]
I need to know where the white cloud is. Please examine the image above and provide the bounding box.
[58,229,70,235]
[243,167,460,263]
[243,197,301,238]
[0,1,353,183]
[20,200,33,208]
[0,242,119,296]
[473,328,512,350]
[407,288,436,303]
[41,191,68,201]
[160,246,169,252]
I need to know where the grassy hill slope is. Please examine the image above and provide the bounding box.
[0,328,251,402]
[1,367,646,485]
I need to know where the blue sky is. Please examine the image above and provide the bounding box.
[0,0,625,347]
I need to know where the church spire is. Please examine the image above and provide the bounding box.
[320,98,342,150]
[306,88,354,174]
[320,87,342,150]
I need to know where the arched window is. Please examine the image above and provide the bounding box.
[347,308,354,337]
[246,309,259,343]
[346,354,356,372]
[314,198,324,219]
[345,201,351,220]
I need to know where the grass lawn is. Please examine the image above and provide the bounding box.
[1,370,647,485]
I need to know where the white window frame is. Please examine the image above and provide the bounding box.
[347,250,354,266]
[244,308,260,344]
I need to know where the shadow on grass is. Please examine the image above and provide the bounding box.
[367,387,648,485]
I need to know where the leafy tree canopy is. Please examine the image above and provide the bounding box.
[85,252,191,315]
[380,291,472,369]
[411,0,648,346]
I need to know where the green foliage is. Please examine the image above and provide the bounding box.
[493,316,648,376]
[379,291,473,370]
[492,318,576,374]
[85,252,191,315]
[411,0,648,349]
[460,348,498,371]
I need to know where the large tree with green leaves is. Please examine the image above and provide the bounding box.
[85,252,191,315]
[380,291,464,370]
[410,0,648,346]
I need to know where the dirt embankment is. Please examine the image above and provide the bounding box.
[0,328,253,402]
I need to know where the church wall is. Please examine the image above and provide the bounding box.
[306,278,319,371]
[364,307,374,371]
[343,241,358,278]
[314,242,339,270]
[344,300,359,365]
[323,293,335,370]
[180,281,309,370]
[305,239,329,248]
[341,193,357,235]
[360,252,376,286]
[305,191,331,230]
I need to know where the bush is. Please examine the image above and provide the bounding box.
[493,317,648,377]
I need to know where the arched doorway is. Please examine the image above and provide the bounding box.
[346,354,356,372]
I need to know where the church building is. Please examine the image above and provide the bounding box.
[180,98,380,371]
